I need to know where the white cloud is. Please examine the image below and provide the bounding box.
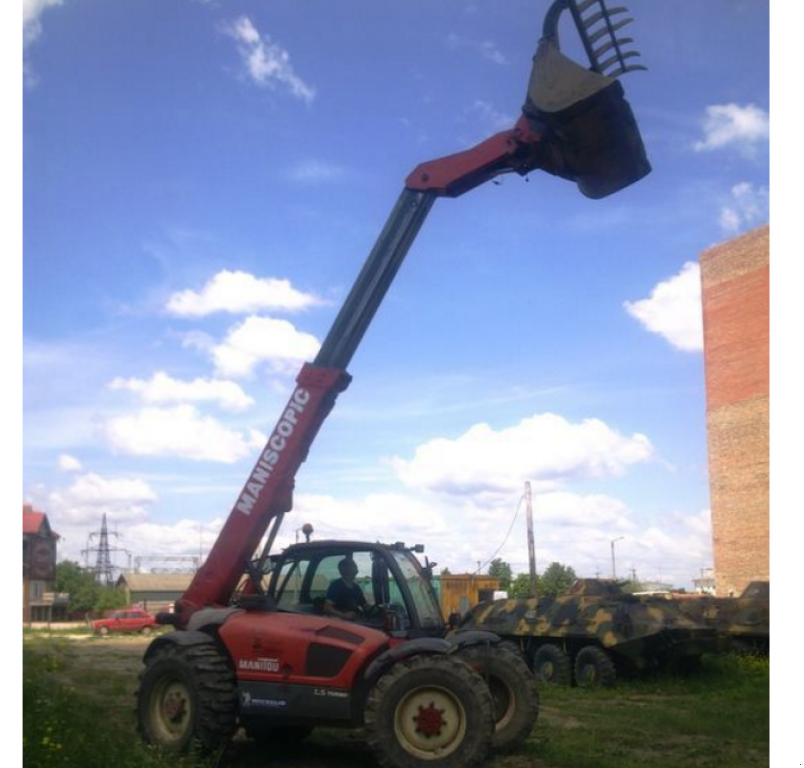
[292,493,450,543]
[222,16,315,104]
[23,0,63,47]
[212,316,320,378]
[719,182,770,235]
[47,472,157,526]
[392,414,653,497]
[472,101,515,132]
[624,262,703,352]
[57,454,82,472]
[532,491,635,529]
[110,371,254,413]
[693,103,769,153]
[287,160,347,184]
[102,405,266,463]
[166,270,321,318]
[637,509,713,573]
[446,33,507,65]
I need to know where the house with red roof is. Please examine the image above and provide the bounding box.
[23,503,61,623]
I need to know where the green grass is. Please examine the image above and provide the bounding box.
[23,639,213,768]
[23,635,768,768]
[522,654,769,768]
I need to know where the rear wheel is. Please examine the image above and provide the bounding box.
[455,644,539,752]
[365,654,493,768]
[532,644,572,686]
[573,646,616,688]
[98,626,109,637]
[136,642,238,753]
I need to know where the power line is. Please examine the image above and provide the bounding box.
[474,493,525,576]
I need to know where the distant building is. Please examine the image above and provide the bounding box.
[692,568,716,596]
[433,574,500,617]
[23,503,62,623]
[700,225,770,596]
[115,572,195,614]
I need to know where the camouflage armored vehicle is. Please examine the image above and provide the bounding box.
[458,579,723,687]
[668,581,769,655]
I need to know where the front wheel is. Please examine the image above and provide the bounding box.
[532,643,572,686]
[454,644,539,752]
[574,645,616,688]
[364,654,493,768]
[136,642,238,753]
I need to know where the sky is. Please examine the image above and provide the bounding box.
[20,0,771,590]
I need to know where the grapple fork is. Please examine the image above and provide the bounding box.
[522,0,650,198]
[566,0,647,78]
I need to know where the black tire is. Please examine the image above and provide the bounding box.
[455,644,539,753]
[364,654,493,768]
[573,646,616,688]
[532,644,572,686]
[136,642,238,753]
[98,626,109,637]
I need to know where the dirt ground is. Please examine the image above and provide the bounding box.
[27,632,548,768]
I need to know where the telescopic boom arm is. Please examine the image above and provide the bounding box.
[171,0,650,626]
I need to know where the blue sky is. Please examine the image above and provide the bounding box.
[21,0,770,589]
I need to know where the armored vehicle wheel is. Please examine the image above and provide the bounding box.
[455,644,539,753]
[136,643,238,753]
[574,646,616,688]
[364,654,494,768]
[532,644,572,686]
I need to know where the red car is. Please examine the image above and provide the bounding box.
[92,607,157,636]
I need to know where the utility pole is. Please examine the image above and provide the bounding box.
[525,481,537,596]
[610,536,624,580]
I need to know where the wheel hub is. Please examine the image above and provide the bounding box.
[162,692,187,724]
[413,703,447,737]
[395,685,467,758]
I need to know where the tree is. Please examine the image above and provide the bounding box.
[54,561,100,614]
[487,559,512,591]
[538,562,578,597]
[94,586,128,612]
[53,560,127,614]
[440,567,452,576]
[508,573,536,598]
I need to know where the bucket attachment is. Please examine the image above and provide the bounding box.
[523,0,650,199]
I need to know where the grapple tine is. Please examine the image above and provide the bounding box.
[592,37,634,60]
[606,63,648,78]
[564,0,645,79]
[574,0,600,13]
[580,7,630,31]
[597,50,642,75]
[588,18,634,45]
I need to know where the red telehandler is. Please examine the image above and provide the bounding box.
[136,2,650,767]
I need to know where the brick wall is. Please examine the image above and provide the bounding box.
[700,225,769,596]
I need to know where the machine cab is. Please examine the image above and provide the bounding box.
[266,540,445,638]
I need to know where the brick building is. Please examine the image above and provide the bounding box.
[23,503,61,623]
[700,225,769,596]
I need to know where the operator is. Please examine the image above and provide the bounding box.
[324,557,368,620]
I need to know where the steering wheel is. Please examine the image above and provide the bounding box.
[360,603,385,620]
